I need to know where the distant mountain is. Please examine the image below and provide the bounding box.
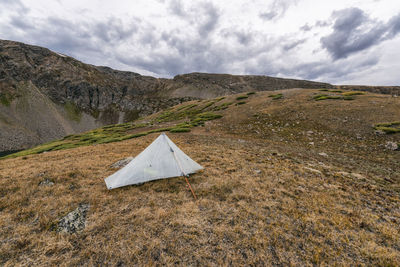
[0,39,397,153]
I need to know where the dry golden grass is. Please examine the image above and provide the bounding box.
[1,89,400,265]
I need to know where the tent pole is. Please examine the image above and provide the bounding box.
[184,175,197,200]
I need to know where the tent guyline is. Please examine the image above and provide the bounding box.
[105,133,203,199]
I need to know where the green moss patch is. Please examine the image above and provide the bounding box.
[342,91,365,96]
[236,95,249,100]
[64,101,82,122]
[213,102,233,111]
[170,128,191,133]
[269,94,283,100]
[247,92,256,95]
[374,122,400,134]
[214,97,225,102]
[0,93,15,106]
[313,94,341,101]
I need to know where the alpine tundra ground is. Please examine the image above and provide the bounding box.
[1,89,399,266]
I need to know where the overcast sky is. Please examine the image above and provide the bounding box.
[1,0,400,85]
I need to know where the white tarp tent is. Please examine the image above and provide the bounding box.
[105,133,203,190]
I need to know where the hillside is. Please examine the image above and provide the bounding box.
[1,88,399,265]
[1,39,339,154]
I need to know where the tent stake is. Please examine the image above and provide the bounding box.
[184,175,197,200]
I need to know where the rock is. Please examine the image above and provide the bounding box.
[318,152,328,157]
[254,169,262,174]
[306,130,314,135]
[336,171,365,180]
[38,178,54,186]
[308,142,314,145]
[37,172,46,177]
[57,203,90,234]
[304,167,322,175]
[374,130,386,135]
[110,157,134,169]
[385,141,398,151]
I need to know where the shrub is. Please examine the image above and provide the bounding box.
[247,92,256,95]
[236,101,246,105]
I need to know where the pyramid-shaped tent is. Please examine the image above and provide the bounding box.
[105,133,203,189]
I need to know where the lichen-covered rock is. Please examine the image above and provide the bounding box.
[385,141,399,151]
[38,178,54,186]
[110,157,134,169]
[57,203,89,234]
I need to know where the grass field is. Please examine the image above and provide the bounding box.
[1,89,399,265]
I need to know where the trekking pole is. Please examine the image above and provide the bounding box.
[184,175,197,200]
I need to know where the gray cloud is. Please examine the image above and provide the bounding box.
[300,24,312,32]
[168,0,186,17]
[315,20,331,27]
[259,0,299,21]
[387,13,400,37]
[0,0,29,14]
[321,8,400,59]
[92,18,139,43]
[168,1,220,38]
[197,3,220,37]
[282,38,306,51]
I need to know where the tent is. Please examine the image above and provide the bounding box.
[105,133,203,196]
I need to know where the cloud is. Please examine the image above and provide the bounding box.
[321,8,400,59]
[0,0,28,14]
[282,38,306,51]
[259,0,299,21]
[168,1,220,38]
[168,0,186,17]
[196,3,220,37]
[1,0,399,85]
[300,24,312,32]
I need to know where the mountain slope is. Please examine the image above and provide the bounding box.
[0,39,337,153]
[0,88,399,265]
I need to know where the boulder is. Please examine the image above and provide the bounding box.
[38,178,54,186]
[57,203,90,234]
[385,141,399,151]
[110,157,134,169]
